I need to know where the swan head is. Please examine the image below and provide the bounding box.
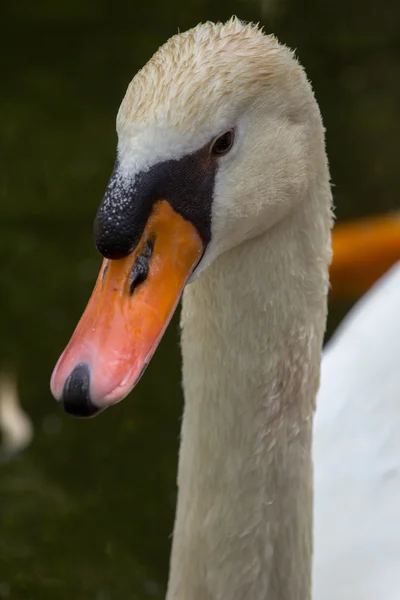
[50,17,327,417]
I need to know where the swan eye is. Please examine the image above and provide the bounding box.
[211,130,234,156]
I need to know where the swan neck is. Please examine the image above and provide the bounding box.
[167,198,331,600]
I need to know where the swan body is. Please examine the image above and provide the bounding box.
[314,261,400,600]
[50,18,398,600]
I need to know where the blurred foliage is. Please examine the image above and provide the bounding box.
[0,0,398,598]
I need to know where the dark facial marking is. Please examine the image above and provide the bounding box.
[94,144,218,260]
[129,236,155,296]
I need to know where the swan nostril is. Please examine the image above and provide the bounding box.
[129,236,155,296]
[60,363,102,418]
[102,261,109,281]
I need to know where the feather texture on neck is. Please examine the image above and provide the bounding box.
[168,179,332,599]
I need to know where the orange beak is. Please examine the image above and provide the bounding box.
[330,213,400,301]
[50,201,203,415]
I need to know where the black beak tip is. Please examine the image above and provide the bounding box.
[60,363,102,419]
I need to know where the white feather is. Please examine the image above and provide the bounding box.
[314,261,400,600]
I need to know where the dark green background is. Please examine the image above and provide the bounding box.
[1,0,399,598]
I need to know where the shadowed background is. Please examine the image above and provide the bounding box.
[0,0,399,598]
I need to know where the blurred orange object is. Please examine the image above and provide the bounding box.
[330,213,400,300]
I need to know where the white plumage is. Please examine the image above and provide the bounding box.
[314,261,400,599]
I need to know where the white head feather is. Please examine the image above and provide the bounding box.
[115,17,331,272]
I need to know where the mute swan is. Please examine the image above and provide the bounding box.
[50,19,397,599]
